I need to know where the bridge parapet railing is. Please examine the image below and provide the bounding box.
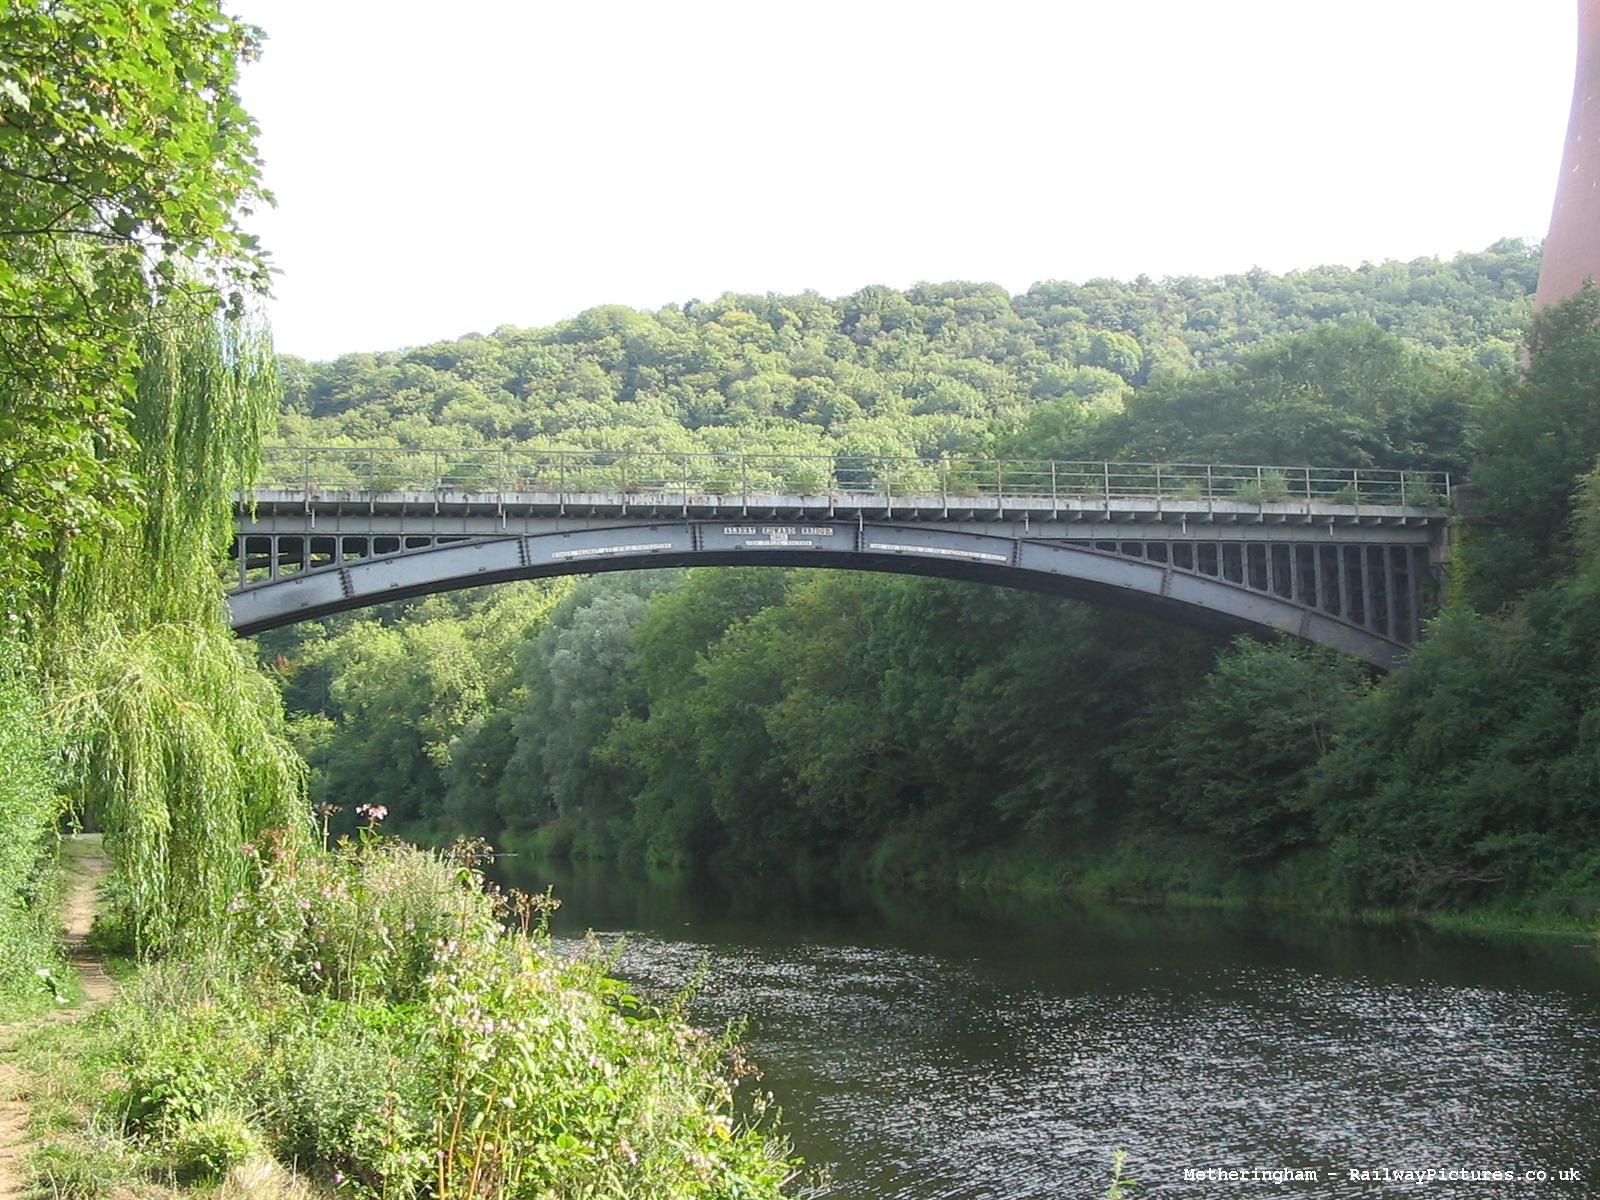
[254,448,1451,510]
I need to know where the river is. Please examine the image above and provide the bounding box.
[494,856,1600,1198]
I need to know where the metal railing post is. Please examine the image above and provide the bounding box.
[1051,460,1059,511]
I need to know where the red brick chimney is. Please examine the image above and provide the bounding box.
[1537,0,1600,308]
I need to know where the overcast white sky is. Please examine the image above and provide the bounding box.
[231,0,1576,361]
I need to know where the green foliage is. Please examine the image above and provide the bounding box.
[1289,297,1600,909]
[47,308,306,954]
[1094,323,1481,470]
[167,1111,265,1184]
[235,832,486,1004]
[0,1,289,963]
[326,570,1216,876]
[97,839,796,1199]
[1465,286,1600,608]
[1106,1148,1138,1199]
[274,583,571,832]
[1307,607,1585,906]
[56,622,305,954]
[0,0,271,603]
[274,245,1535,474]
[1130,641,1367,862]
[498,575,665,834]
[0,642,69,1014]
[23,1133,138,1200]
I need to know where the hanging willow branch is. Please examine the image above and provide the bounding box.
[47,301,308,954]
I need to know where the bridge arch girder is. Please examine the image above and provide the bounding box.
[228,521,1409,670]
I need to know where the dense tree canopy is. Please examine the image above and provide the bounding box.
[274,242,1536,473]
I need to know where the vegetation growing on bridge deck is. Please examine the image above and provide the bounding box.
[268,262,1600,925]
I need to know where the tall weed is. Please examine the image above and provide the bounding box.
[97,836,796,1199]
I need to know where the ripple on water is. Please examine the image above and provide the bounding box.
[557,929,1600,1198]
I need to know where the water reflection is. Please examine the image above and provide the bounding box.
[495,856,1600,1198]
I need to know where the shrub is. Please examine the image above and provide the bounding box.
[95,838,797,1199]
[233,832,486,1004]
[1235,469,1291,503]
[169,1111,265,1184]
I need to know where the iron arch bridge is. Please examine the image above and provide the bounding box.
[230,449,1453,671]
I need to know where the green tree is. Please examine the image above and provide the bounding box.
[48,307,305,952]
[1466,286,1600,608]
[496,576,665,844]
[1131,640,1366,862]
[0,0,271,601]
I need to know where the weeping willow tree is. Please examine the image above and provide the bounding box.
[45,303,308,953]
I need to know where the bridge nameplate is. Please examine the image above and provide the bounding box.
[719,525,837,548]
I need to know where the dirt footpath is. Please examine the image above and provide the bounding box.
[0,835,113,1199]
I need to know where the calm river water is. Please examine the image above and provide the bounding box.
[495,857,1600,1198]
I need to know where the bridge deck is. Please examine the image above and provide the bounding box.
[241,487,1445,537]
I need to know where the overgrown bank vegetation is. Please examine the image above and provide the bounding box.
[15,836,794,1197]
[269,255,1600,923]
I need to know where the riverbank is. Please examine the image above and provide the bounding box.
[494,822,1600,944]
[1,834,798,1200]
[859,826,1600,941]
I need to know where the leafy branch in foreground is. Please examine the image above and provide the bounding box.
[0,0,272,604]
